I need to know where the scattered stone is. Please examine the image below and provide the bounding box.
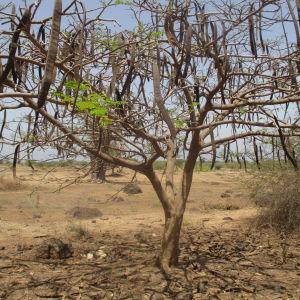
[124,182,142,194]
[66,206,102,219]
[33,213,42,219]
[202,218,210,222]
[223,216,234,221]
[91,220,96,223]
[220,192,231,198]
[35,238,73,259]
[0,246,5,250]
[96,248,107,259]
[86,252,94,260]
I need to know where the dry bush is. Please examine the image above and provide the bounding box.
[0,177,25,191]
[249,171,300,232]
[66,223,89,238]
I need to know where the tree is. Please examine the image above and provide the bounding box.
[0,0,300,274]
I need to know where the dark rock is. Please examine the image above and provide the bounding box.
[66,206,102,219]
[223,216,234,221]
[35,238,73,259]
[124,182,142,194]
[221,192,231,198]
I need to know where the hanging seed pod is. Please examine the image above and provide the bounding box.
[258,6,265,52]
[274,116,298,170]
[248,4,257,58]
[12,144,20,180]
[210,22,218,56]
[37,0,62,108]
[37,24,46,43]
[0,9,31,85]
[182,25,193,78]
[0,110,6,138]
[11,4,16,31]
[38,66,43,80]
[0,58,3,92]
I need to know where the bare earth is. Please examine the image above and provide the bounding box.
[0,165,299,299]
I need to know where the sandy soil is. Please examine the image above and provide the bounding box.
[0,165,299,299]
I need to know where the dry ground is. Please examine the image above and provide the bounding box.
[0,165,299,299]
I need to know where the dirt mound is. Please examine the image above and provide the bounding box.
[124,182,142,194]
[35,238,73,259]
[66,206,103,219]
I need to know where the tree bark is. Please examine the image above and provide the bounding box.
[158,211,183,271]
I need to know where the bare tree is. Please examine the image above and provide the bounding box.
[0,0,300,273]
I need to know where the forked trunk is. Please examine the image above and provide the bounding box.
[159,212,183,271]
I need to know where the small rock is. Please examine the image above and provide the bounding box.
[124,182,142,194]
[35,238,73,259]
[66,206,102,219]
[86,252,94,260]
[220,192,231,198]
[96,249,107,258]
[33,214,42,219]
[0,246,5,250]
[91,220,96,223]
[222,216,233,221]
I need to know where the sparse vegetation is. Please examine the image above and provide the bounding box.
[66,223,89,238]
[0,177,25,191]
[250,171,300,233]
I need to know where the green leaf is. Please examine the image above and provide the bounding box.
[90,107,107,117]
[76,101,97,111]
[175,119,186,129]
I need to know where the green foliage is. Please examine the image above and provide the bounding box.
[115,0,131,5]
[53,81,127,127]
[175,119,186,129]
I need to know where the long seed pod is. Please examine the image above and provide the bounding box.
[0,9,31,85]
[11,4,16,31]
[274,116,298,170]
[0,58,3,92]
[37,0,62,108]
[0,110,6,138]
[37,24,46,43]
[182,25,193,78]
[12,144,20,180]
[248,4,257,58]
[258,4,265,52]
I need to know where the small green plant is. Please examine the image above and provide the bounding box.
[66,223,88,238]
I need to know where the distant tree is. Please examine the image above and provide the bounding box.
[1,0,300,273]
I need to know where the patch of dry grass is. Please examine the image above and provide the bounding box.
[249,171,300,233]
[0,177,26,191]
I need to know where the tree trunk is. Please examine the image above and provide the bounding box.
[91,156,107,182]
[159,212,183,271]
